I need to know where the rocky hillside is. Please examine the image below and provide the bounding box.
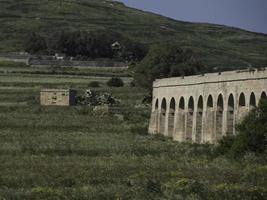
[0,0,267,68]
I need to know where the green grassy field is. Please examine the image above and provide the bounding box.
[0,62,266,199]
[1,0,267,68]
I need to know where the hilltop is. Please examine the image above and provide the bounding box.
[0,0,267,68]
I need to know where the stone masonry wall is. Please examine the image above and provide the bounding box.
[148,68,267,144]
[40,89,76,106]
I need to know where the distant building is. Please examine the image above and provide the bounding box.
[40,89,76,106]
[111,41,121,50]
[54,53,66,60]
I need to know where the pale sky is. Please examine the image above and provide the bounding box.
[118,0,267,34]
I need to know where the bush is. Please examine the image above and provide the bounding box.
[106,77,124,87]
[130,80,136,87]
[88,81,100,88]
[163,179,208,199]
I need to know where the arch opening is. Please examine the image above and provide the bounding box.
[207,95,213,108]
[216,94,224,139]
[159,98,167,134]
[260,91,267,102]
[161,98,167,113]
[196,96,203,143]
[155,99,159,110]
[250,92,256,108]
[168,98,176,137]
[179,97,185,110]
[186,96,194,142]
[239,93,246,107]
[227,94,235,135]
[217,94,224,112]
[170,98,175,113]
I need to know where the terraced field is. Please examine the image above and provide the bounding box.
[0,62,266,199]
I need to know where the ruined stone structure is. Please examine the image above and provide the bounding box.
[149,68,267,144]
[40,89,76,106]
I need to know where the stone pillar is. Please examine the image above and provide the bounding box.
[164,108,170,137]
[222,109,228,137]
[215,110,224,143]
[185,111,194,142]
[173,110,186,142]
[195,110,203,143]
[148,110,159,134]
[202,108,215,143]
[159,110,166,135]
[212,111,217,143]
[224,109,234,136]
[157,110,161,134]
[167,111,175,138]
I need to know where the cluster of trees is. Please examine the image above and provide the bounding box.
[133,43,205,88]
[25,30,147,62]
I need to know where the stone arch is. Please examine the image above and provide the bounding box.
[175,97,186,141]
[226,94,235,135]
[159,98,167,134]
[238,93,246,107]
[207,95,213,108]
[179,96,185,110]
[168,98,176,137]
[249,92,256,108]
[216,94,224,139]
[260,91,267,102]
[237,93,247,123]
[195,96,203,143]
[155,99,159,111]
[186,96,194,142]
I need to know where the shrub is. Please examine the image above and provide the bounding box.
[216,135,236,155]
[130,80,136,87]
[106,77,124,87]
[163,179,208,199]
[88,81,100,88]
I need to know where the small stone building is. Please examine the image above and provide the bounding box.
[40,89,76,106]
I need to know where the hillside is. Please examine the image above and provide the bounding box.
[0,0,267,68]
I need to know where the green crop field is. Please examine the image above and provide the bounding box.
[0,62,266,199]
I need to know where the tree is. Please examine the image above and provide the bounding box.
[133,43,204,88]
[25,33,47,54]
[106,77,124,87]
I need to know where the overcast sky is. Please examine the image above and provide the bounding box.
[118,0,267,34]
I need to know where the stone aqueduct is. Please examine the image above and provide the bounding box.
[148,68,267,144]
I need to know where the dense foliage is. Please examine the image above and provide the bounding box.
[218,99,267,157]
[134,43,205,88]
[25,30,147,61]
